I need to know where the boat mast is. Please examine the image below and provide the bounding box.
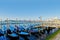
[6,18,9,29]
[39,16,42,26]
[0,18,2,29]
[16,18,19,26]
[38,16,42,32]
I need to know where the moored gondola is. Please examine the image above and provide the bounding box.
[14,25,30,40]
[6,25,19,40]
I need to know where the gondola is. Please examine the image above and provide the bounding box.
[0,25,7,40]
[14,25,30,40]
[26,25,40,38]
[6,25,19,40]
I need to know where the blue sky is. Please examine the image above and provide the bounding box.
[0,0,60,20]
